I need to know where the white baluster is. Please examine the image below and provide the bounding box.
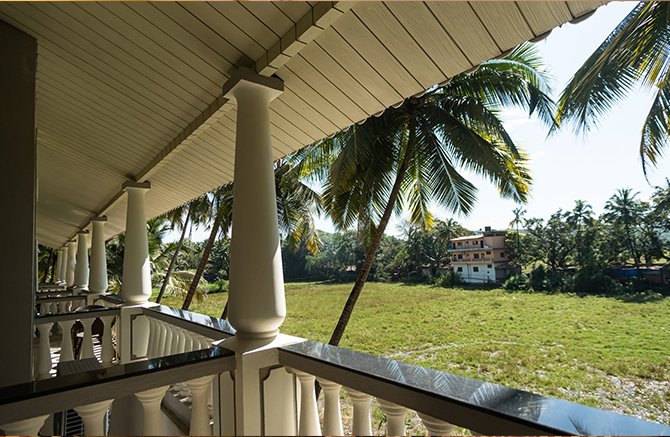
[80,318,95,360]
[74,399,113,436]
[294,370,321,436]
[56,301,63,314]
[146,318,156,359]
[36,322,52,379]
[0,415,49,435]
[318,379,344,436]
[378,399,407,436]
[417,413,455,436]
[135,385,169,435]
[39,302,47,315]
[156,320,167,357]
[188,375,215,436]
[170,325,180,354]
[59,319,75,362]
[164,324,174,356]
[49,302,57,315]
[182,329,193,352]
[100,315,115,365]
[176,328,186,354]
[347,388,373,436]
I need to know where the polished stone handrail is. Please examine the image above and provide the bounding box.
[278,340,670,436]
[0,346,235,424]
[143,305,235,339]
[35,307,120,324]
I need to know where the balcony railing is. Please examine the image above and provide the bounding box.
[3,299,670,436]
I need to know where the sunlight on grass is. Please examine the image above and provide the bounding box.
[156,282,670,425]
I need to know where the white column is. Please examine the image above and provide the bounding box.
[225,68,285,339]
[55,248,63,282]
[417,412,455,436]
[36,322,52,379]
[66,240,77,287]
[188,375,215,436]
[378,399,407,436]
[60,245,69,285]
[74,231,89,291]
[121,181,152,304]
[318,379,344,436]
[59,319,75,362]
[89,217,108,293]
[135,385,169,435]
[347,388,372,436]
[80,318,95,360]
[100,315,115,364]
[293,370,321,436]
[0,415,49,436]
[74,399,113,436]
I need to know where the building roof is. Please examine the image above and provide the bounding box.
[0,2,604,247]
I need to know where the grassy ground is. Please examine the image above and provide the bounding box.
[158,282,670,427]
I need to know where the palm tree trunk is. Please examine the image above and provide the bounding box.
[48,250,56,283]
[156,206,192,304]
[328,120,417,346]
[221,301,229,319]
[182,213,223,310]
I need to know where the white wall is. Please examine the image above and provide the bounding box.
[453,263,496,283]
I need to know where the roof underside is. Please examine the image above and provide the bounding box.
[0,1,605,247]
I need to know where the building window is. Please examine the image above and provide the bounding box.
[473,267,479,272]
[457,267,463,272]
[488,264,492,268]
[458,254,463,259]
[486,251,491,255]
[501,252,505,257]
[457,242,462,246]
[474,253,479,259]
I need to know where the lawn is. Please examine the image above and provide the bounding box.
[157,282,670,427]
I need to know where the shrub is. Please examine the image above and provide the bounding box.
[432,269,461,288]
[208,278,229,294]
[502,273,531,291]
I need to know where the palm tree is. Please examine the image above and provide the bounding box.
[604,188,645,273]
[323,42,554,347]
[182,185,234,310]
[555,2,670,176]
[652,178,670,216]
[155,195,210,304]
[509,207,526,266]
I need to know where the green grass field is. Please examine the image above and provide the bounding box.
[158,282,670,426]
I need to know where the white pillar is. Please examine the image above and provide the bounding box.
[60,245,69,285]
[417,413,455,436]
[294,370,321,436]
[80,318,95,360]
[100,315,115,364]
[74,399,113,436]
[378,399,407,436]
[347,388,373,436]
[59,319,75,362]
[224,68,285,339]
[135,385,169,435]
[36,322,52,379]
[74,231,89,291]
[0,415,49,436]
[188,375,215,436]
[55,248,63,283]
[121,181,152,304]
[89,217,109,293]
[66,240,77,287]
[318,379,344,436]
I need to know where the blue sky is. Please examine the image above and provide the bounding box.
[177,2,669,242]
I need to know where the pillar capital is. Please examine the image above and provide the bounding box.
[77,230,89,235]
[122,180,151,191]
[223,67,284,103]
[90,216,107,222]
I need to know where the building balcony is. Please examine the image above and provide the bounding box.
[1,291,669,437]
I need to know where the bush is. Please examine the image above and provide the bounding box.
[432,269,461,288]
[502,273,531,291]
[207,278,229,294]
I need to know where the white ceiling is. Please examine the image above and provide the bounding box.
[0,1,605,247]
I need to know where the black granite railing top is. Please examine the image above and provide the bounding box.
[0,346,234,406]
[35,307,120,324]
[279,340,670,436]
[144,304,236,336]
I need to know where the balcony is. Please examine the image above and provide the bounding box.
[2,291,669,436]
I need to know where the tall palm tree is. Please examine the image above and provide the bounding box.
[509,207,526,265]
[155,195,211,304]
[555,2,670,176]
[324,42,554,347]
[182,185,234,310]
[604,188,644,273]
